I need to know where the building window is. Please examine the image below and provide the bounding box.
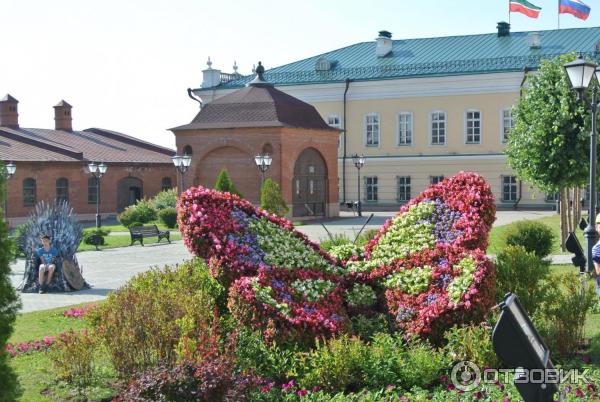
[161,177,172,191]
[23,178,36,207]
[183,145,193,156]
[502,176,518,202]
[397,112,412,145]
[88,177,98,204]
[465,110,481,144]
[56,178,69,202]
[396,176,411,202]
[365,176,378,201]
[545,192,559,202]
[364,114,380,147]
[327,115,342,148]
[430,111,446,145]
[502,109,513,143]
[430,175,445,185]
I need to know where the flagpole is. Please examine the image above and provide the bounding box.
[509,0,511,25]
[558,0,560,29]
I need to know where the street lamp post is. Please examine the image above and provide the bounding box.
[254,153,272,188]
[564,56,600,273]
[87,162,108,228]
[172,154,192,191]
[4,161,16,225]
[352,154,365,217]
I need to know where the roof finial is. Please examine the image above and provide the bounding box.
[252,64,256,73]
[247,61,273,87]
[233,60,238,74]
[207,56,213,69]
[255,61,265,80]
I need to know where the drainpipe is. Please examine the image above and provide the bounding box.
[187,88,203,108]
[512,67,529,210]
[342,78,353,203]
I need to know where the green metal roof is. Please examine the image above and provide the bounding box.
[202,26,600,90]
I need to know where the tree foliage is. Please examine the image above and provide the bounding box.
[214,168,243,198]
[260,178,289,217]
[0,161,21,401]
[506,53,591,192]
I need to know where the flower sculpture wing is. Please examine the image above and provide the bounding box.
[178,187,348,342]
[346,171,496,338]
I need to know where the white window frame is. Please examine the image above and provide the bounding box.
[430,175,445,185]
[396,112,413,146]
[500,108,513,144]
[364,113,380,147]
[396,176,411,202]
[465,109,481,144]
[365,176,378,202]
[430,111,446,146]
[501,175,518,202]
[327,114,342,149]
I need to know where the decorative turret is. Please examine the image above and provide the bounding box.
[0,94,19,128]
[54,100,73,131]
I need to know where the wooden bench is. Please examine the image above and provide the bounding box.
[129,225,170,246]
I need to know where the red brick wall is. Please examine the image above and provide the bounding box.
[5,161,176,225]
[174,126,339,216]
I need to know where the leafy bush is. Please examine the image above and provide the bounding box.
[151,189,177,210]
[504,220,555,258]
[349,314,388,341]
[260,178,289,217]
[444,323,499,368]
[82,228,110,246]
[355,228,379,246]
[0,163,20,401]
[158,207,177,229]
[320,233,352,251]
[214,168,243,198]
[90,259,224,377]
[48,329,96,387]
[117,199,157,226]
[535,272,597,358]
[495,245,550,315]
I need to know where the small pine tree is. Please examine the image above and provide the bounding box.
[0,162,21,401]
[214,168,243,198]
[260,178,289,217]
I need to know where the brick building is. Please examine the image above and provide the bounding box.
[171,66,340,217]
[0,95,176,227]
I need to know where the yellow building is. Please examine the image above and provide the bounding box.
[192,23,600,210]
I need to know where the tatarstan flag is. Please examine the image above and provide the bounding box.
[509,0,542,18]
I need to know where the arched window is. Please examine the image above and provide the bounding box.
[88,177,98,204]
[183,145,193,156]
[161,177,172,191]
[56,177,69,202]
[23,178,36,206]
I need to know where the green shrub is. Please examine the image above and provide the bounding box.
[495,245,550,315]
[118,199,157,226]
[260,178,289,217]
[0,162,20,401]
[444,323,499,368]
[152,189,178,210]
[90,259,224,377]
[535,272,597,358]
[356,228,379,246]
[349,314,388,341]
[319,233,352,251]
[214,168,243,198]
[82,228,111,246]
[158,208,178,229]
[48,329,96,387]
[504,220,555,258]
[394,337,448,390]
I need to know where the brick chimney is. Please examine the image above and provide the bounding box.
[376,30,393,57]
[54,100,72,131]
[0,94,19,128]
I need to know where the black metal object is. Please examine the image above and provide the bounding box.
[492,293,558,401]
[566,231,587,273]
[353,213,375,244]
[128,225,170,246]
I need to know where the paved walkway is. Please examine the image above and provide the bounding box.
[9,209,561,313]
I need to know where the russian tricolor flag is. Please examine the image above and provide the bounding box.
[559,0,591,20]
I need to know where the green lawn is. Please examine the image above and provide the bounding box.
[487,213,586,255]
[77,232,181,252]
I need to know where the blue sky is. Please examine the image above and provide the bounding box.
[1,0,599,148]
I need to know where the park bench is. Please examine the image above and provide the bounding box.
[129,225,170,246]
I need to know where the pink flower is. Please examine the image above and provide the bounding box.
[296,389,308,396]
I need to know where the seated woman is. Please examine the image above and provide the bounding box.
[37,235,59,294]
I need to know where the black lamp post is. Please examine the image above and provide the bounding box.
[87,162,107,228]
[172,154,192,191]
[352,153,365,217]
[254,153,272,188]
[564,56,600,273]
[4,161,15,224]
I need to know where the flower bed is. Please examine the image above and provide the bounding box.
[5,336,56,357]
[63,303,97,319]
[179,172,496,341]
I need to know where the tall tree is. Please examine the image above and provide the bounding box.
[260,178,289,217]
[214,168,243,198]
[0,161,21,401]
[506,53,594,249]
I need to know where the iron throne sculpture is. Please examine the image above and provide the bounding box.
[17,200,89,293]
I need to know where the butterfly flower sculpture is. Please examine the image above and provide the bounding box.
[178,171,496,343]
